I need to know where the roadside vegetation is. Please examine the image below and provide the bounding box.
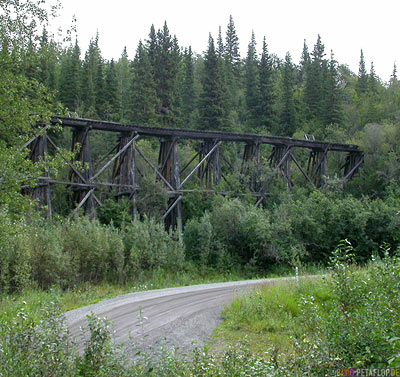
[2,241,400,376]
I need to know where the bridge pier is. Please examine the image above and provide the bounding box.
[24,134,52,218]
[70,127,95,215]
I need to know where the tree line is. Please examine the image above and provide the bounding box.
[24,16,400,140]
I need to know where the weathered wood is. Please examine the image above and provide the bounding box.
[53,116,360,153]
[134,144,175,191]
[92,134,139,181]
[24,117,363,231]
[179,141,222,190]
[70,127,95,214]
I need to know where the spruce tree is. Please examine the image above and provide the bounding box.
[357,49,368,95]
[244,31,259,130]
[129,40,159,125]
[115,47,131,122]
[217,26,224,57]
[200,34,227,131]
[38,27,57,90]
[95,53,105,118]
[258,37,276,132]
[368,62,378,95]
[81,34,101,117]
[280,52,297,136]
[58,39,81,112]
[299,39,310,84]
[146,22,181,126]
[225,15,241,76]
[324,51,342,125]
[392,62,398,81]
[181,46,196,128]
[224,15,241,109]
[103,59,120,121]
[304,34,327,121]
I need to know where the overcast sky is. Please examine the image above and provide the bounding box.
[54,0,399,81]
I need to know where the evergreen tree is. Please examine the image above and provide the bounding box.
[224,15,241,109]
[368,62,378,95]
[146,22,181,126]
[129,40,159,125]
[299,39,310,84]
[103,59,120,121]
[244,31,259,129]
[199,34,227,131]
[181,46,196,128]
[95,53,105,118]
[38,27,57,90]
[217,26,224,57]
[115,47,132,122]
[58,39,81,112]
[81,34,102,117]
[324,51,342,125]
[304,34,327,120]
[280,52,297,136]
[224,15,241,76]
[258,37,276,132]
[357,49,368,95]
[391,62,398,81]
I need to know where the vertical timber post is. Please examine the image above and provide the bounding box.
[70,127,95,215]
[173,140,183,240]
[26,133,52,218]
[159,138,182,232]
[343,151,364,180]
[198,140,221,189]
[242,142,261,192]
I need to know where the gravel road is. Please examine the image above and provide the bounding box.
[65,277,296,355]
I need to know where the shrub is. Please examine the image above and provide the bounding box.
[62,216,125,284]
[0,209,31,293]
[30,223,73,289]
[121,218,185,280]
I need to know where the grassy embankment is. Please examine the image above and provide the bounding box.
[210,242,400,371]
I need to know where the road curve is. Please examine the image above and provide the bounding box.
[65,277,296,355]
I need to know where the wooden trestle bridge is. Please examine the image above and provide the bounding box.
[25,117,364,233]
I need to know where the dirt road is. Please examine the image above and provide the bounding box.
[65,277,295,355]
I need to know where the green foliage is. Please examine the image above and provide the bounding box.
[121,217,185,278]
[0,209,31,292]
[97,198,132,228]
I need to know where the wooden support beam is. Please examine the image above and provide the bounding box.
[162,195,183,220]
[343,154,364,181]
[290,154,315,187]
[92,134,139,181]
[134,144,175,191]
[178,141,221,190]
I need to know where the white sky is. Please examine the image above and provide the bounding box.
[54,0,399,81]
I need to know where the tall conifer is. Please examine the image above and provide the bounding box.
[244,31,259,129]
[280,52,297,136]
[130,41,158,125]
[200,34,227,131]
[258,37,276,132]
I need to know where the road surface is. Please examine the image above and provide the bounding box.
[65,277,296,355]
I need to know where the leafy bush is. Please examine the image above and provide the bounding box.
[30,223,73,289]
[62,217,125,284]
[121,217,185,279]
[294,241,400,371]
[0,209,31,293]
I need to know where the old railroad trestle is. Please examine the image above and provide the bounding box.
[24,117,364,233]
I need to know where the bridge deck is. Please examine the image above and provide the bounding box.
[52,116,359,153]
